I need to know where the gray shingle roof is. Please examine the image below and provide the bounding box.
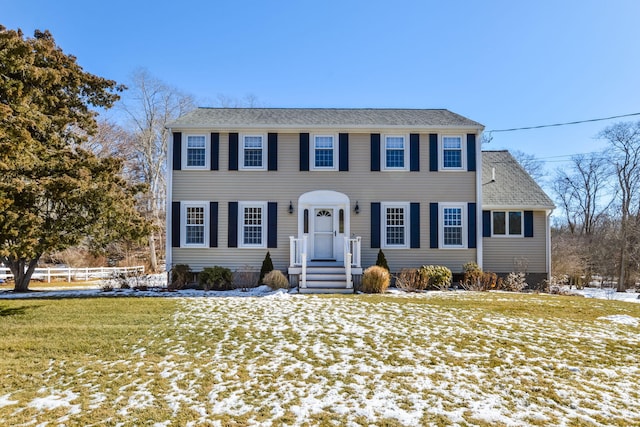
[482,151,555,209]
[167,108,484,129]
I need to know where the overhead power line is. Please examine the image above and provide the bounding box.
[487,112,640,134]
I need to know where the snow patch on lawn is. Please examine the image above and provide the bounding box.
[599,314,639,326]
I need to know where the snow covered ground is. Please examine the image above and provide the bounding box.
[1,288,639,425]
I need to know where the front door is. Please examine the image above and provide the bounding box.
[313,208,334,259]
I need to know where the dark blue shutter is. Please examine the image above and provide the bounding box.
[267,202,277,248]
[371,202,381,248]
[524,211,534,237]
[468,203,477,248]
[211,133,219,171]
[171,202,180,247]
[339,133,349,171]
[430,203,439,248]
[300,133,309,171]
[429,134,438,171]
[410,202,420,248]
[268,133,278,171]
[172,132,182,170]
[467,134,476,172]
[410,134,420,172]
[229,133,239,171]
[209,202,218,247]
[483,210,491,237]
[371,134,381,171]
[228,202,238,247]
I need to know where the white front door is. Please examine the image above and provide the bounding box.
[313,208,334,259]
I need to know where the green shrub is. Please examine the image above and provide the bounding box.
[419,265,452,291]
[263,270,289,290]
[170,264,191,290]
[395,268,429,291]
[375,249,389,272]
[259,251,274,284]
[362,265,391,293]
[199,266,233,291]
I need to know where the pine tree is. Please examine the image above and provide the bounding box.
[375,249,390,272]
[259,251,274,284]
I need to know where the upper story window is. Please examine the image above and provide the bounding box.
[181,202,209,247]
[185,135,208,169]
[239,202,267,247]
[241,135,266,170]
[441,136,464,170]
[383,136,408,170]
[492,211,523,237]
[441,203,466,248]
[312,135,336,170]
[382,202,409,248]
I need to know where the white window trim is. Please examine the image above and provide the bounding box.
[238,201,267,248]
[439,202,467,249]
[182,134,210,170]
[239,134,267,171]
[180,201,209,248]
[381,202,410,249]
[439,135,466,171]
[491,210,524,238]
[310,134,338,171]
[382,135,410,171]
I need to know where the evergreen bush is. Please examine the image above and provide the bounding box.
[419,265,452,290]
[259,251,274,284]
[170,264,191,290]
[375,249,390,272]
[199,266,233,291]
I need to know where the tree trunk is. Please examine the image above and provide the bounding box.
[149,233,158,272]
[9,258,40,292]
[618,224,627,292]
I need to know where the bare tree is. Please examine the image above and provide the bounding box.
[552,153,612,236]
[599,121,640,290]
[118,69,196,271]
[512,150,545,183]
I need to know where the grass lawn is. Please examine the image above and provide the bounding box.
[0,292,639,426]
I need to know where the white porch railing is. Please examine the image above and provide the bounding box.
[290,235,309,288]
[0,266,145,283]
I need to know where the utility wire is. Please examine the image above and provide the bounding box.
[487,112,640,134]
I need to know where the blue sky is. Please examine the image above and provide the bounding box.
[4,0,640,177]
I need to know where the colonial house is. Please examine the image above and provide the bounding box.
[166,108,554,292]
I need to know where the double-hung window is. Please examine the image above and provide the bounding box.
[492,211,523,236]
[384,136,407,170]
[382,203,409,248]
[181,202,209,247]
[185,135,207,169]
[312,135,336,169]
[442,136,463,169]
[239,202,266,247]
[441,203,466,248]
[241,135,265,169]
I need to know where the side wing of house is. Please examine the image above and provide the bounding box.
[481,151,555,286]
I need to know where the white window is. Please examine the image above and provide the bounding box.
[240,135,266,170]
[181,202,209,247]
[383,135,409,170]
[382,202,409,248]
[441,136,464,170]
[312,135,337,170]
[239,202,267,248]
[440,203,467,248]
[183,135,209,169]
[492,211,523,237]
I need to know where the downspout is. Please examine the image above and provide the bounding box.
[476,131,483,269]
[546,209,552,281]
[166,127,173,276]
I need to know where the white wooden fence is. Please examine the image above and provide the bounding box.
[0,266,145,283]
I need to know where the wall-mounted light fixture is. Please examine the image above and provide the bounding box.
[354,201,360,214]
[288,201,294,214]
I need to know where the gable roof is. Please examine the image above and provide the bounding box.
[167,108,484,130]
[482,150,555,210]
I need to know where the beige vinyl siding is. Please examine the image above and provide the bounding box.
[172,130,478,273]
[482,211,547,274]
